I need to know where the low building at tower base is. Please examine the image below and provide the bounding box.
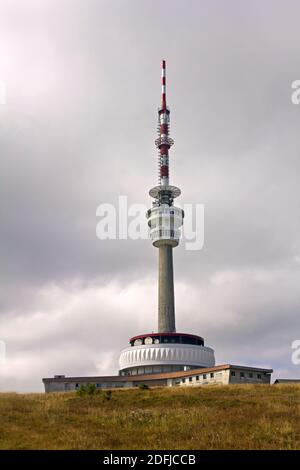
[43,364,273,393]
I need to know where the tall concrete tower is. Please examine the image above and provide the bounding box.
[146,59,183,333]
[119,60,215,377]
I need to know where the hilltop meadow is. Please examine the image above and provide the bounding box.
[0,384,299,450]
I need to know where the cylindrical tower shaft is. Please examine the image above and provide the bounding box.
[158,245,176,332]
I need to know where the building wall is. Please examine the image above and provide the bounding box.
[132,379,168,387]
[175,368,271,387]
[229,369,271,384]
[43,366,272,392]
[44,380,133,393]
[44,381,66,393]
[173,369,230,387]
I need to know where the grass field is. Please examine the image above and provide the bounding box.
[0,384,299,450]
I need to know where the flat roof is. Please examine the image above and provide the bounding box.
[274,379,300,384]
[129,332,204,342]
[43,364,273,384]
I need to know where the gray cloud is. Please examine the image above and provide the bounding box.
[1,0,300,391]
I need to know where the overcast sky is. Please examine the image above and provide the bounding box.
[0,0,300,392]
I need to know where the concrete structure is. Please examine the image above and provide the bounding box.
[43,365,273,392]
[42,60,273,393]
[158,245,175,332]
[117,59,215,376]
[119,333,215,376]
[146,59,183,334]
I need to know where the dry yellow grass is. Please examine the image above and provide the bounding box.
[0,384,299,450]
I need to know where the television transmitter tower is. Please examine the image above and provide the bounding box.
[146,59,183,333]
[118,60,215,376]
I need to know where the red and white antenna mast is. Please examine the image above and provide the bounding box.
[156,59,174,188]
[150,59,179,204]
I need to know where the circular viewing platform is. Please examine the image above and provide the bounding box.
[119,333,215,376]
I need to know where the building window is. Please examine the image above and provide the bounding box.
[189,377,192,382]
[96,383,101,388]
[257,374,261,379]
[210,373,214,378]
[75,383,79,388]
[231,371,236,377]
[249,373,253,378]
[196,376,199,381]
[203,374,207,379]
[182,378,185,384]
[240,372,245,378]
